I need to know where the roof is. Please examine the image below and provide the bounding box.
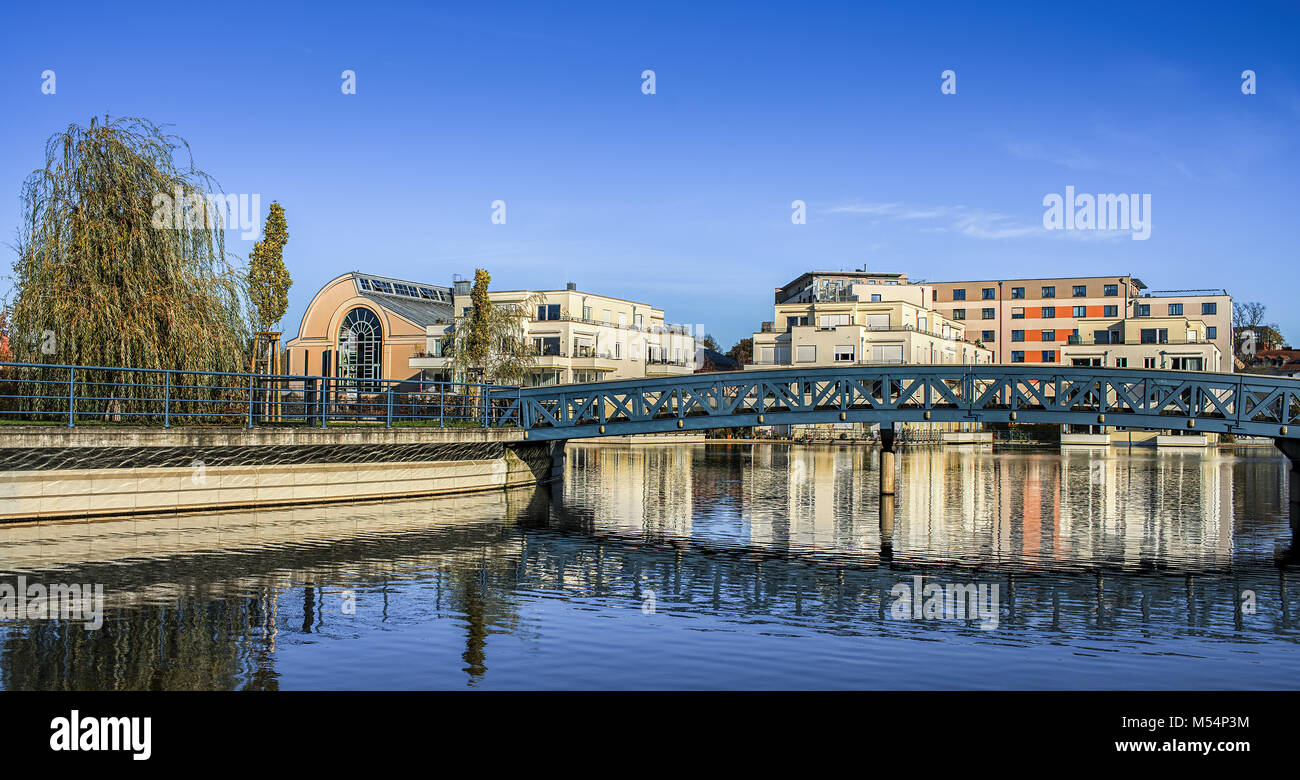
[1255,349,1300,365]
[697,348,741,371]
[351,272,454,327]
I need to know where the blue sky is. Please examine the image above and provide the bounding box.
[1,0,1297,348]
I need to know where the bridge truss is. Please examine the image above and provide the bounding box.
[490,366,1300,442]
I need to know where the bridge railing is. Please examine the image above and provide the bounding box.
[0,362,520,429]
[486,365,1300,440]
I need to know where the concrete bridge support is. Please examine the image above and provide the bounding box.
[879,424,896,496]
[548,440,567,484]
[1278,439,1300,512]
[879,495,896,558]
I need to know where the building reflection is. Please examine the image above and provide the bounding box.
[0,445,1294,689]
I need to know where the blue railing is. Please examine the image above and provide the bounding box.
[0,362,519,428]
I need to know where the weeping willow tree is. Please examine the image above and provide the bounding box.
[7,116,251,418]
[449,270,539,386]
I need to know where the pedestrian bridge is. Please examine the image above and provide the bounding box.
[492,365,1300,443]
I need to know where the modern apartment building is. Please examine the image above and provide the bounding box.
[927,276,1232,369]
[1058,313,1223,372]
[410,281,696,385]
[748,271,994,370]
[746,271,992,439]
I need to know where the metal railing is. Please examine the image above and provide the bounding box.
[0,362,519,429]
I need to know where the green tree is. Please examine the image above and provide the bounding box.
[700,333,719,351]
[8,116,249,377]
[450,269,539,385]
[247,201,291,333]
[726,337,753,365]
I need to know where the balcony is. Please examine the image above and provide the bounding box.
[531,313,692,336]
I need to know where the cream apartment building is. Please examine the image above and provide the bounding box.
[410,281,696,385]
[927,275,1232,369]
[1058,312,1224,447]
[1058,313,1223,371]
[747,271,993,438]
[748,271,993,369]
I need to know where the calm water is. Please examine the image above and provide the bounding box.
[1,443,1297,690]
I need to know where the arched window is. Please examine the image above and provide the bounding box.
[338,307,383,390]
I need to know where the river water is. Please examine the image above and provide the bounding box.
[1,443,1297,690]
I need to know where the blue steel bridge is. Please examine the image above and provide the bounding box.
[492,365,1300,444]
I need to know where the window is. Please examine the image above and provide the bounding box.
[981,330,995,342]
[1012,330,1025,342]
[1042,329,1056,342]
[1042,306,1055,318]
[1140,329,1157,344]
[1042,350,1056,362]
[358,278,372,290]
[1135,304,1150,317]
[1104,284,1119,297]
[633,313,643,329]
[871,345,904,363]
[786,315,808,331]
[603,309,611,325]
[1011,307,1025,319]
[618,312,627,328]
[982,308,995,319]
[1144,357,1157,368]
[370,280,393,293]
[1041,286,1056,298]
[1168,303,1183,316]
[871,293,882,302]
[1011,287,1025,299]
[537,304,561,321]
[582,305,592,320]
[795,345,817,363]
[982,288,996,300]
[1115,357,1127,367]
[533,336,561,356]
[1202,302,1217,315]
[1207,326,1217,339]
[953,289,966,301]
[1093,329,1110,345]
[759,346,775,364]
[337,307,383,391]
[1011,351,1025,363]
[819,313,850,328]
[834,346,855,362]
[1104,305,1118,317]
[953,309,966,320]
[1072,285,1087,297]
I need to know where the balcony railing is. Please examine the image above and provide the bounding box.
[531,314,691,336]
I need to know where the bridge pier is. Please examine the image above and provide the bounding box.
[879,424,896,496]
[1278,439,1300,513]
[548,440,567,484]
[879,495,895,558]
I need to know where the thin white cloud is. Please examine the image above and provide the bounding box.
[829,201,1129,242]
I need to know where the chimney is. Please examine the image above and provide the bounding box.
[566,281,577,291]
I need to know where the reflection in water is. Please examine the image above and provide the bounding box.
[1,444,1296,689]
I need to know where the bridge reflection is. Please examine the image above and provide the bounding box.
[0,444,1295,689]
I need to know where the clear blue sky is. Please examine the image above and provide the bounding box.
[2,0,1297,348]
